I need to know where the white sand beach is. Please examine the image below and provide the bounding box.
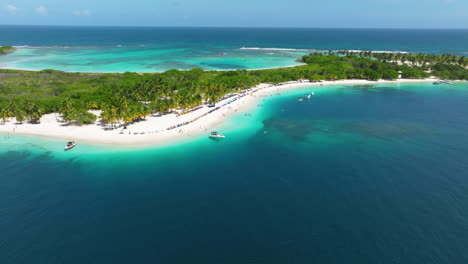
[0,78,438,146]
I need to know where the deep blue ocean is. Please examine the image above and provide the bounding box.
[0,26,468,72]
[1,82,468,263]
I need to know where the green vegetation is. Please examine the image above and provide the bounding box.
[58,98,97,125]
[0,46,16,55]
[337,50,468,80]
[0,100,42,124]
[0,52,466,124]
[337,50,468,67]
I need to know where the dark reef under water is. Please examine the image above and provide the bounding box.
[1,82,468,263]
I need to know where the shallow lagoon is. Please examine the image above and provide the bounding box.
[2,27,468,72]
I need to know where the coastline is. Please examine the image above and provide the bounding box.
[0,78,439,147]
[0,61,306,74]
[0,46,307,73]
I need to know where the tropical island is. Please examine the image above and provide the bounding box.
[0,51,467,145]
[0,46,16,55]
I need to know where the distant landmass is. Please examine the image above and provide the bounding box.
[0,46,16,55]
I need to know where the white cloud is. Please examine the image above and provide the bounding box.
[35,6,48,16]
[5,4,18,14]
[73,9,91,16]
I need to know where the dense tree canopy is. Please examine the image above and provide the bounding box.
[0,52,466,124]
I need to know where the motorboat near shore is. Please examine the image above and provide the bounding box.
[298,92,315,101]
[64,141,76,151]
[209,132,225,139]
[305,92,315,99]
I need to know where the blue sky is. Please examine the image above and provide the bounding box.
[1,0,467,28]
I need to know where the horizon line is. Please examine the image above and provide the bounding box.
[0,24,468,30]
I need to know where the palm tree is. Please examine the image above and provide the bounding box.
[86,101,99,110]
[0,107,11,123]
[5,101,26,124]
[7,101,17,115]
[15,109,26,124]
[122,103,138,125]
[100,104,119,128]
[139,105,151,120]
[1,103,15,123]
[28,104,42,123]
[59,98,75,122]
[21,100,42,123]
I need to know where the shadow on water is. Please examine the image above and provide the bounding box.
[348,84,377,91]
[343,85,412,94]
[208,137,225,142]
[261,118,433,142]
[262,119,316,141]
[1,149,57,170]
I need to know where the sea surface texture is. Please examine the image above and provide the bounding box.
[1,82,468,263]
[0,26,468,72]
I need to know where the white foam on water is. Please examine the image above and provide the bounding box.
[240,47,313,52]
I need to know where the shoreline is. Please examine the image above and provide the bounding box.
[0,46,307,73]
[0,62,307,75]
[0,78,443,148]
[0,46,417,74]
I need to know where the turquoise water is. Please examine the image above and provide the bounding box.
[0,46,307,72]
[1,82,468,263]
[1,26,468,72]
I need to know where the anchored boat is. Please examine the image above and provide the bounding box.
[209,132,225,139]
[299,92,314,101]
[305,92,314,99]
[64,141,76,151]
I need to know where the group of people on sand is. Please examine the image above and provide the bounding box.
[270,79,311,87]
[167,92,250,131]
[123,79,314,136]
[124,89,256,136]
[122,81,313,136]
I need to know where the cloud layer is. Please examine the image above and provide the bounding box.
[73,10,91,16]
[35,6,48,16]
[5,4,18,14]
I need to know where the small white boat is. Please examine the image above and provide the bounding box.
[301,92,314,100]
[298,98,303,102]
[209,132,225,139]
[64,141,76,151]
